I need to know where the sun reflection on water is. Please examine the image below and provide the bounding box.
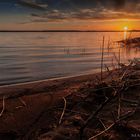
[124,26,128,40]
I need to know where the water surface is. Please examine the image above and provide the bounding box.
[0,32,140,85]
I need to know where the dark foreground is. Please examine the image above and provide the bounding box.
[0,60,140,140]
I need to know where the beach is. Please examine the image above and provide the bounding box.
[1,1,140,139]
[0,61,139,140]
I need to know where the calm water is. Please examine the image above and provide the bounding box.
[0,32,140,85]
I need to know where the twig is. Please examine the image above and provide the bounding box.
[88,110,135,140]
[107,37,110,53]
[88,123,114,140]
[119,70,128,81]
[117,93,121,119]
[101,36,105,81]
[83,97,112,127]
[121,98,139,104]
[80,93,116,139]
[104,64,114,80]
[86,78,140,95]
[59,97,67,125]
[99,119,106,129]
[118,46,121,68]
[0,96,5,117]
[111,111,116,123]
[19,97,27,106]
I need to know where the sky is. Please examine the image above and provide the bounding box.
[0,0,140,31]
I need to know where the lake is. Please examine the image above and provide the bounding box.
[0,32,140,85]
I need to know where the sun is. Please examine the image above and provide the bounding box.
[124,26,128,31]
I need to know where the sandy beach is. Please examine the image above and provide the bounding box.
[0,62,139,140]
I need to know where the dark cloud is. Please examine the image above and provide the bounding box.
[32,0,140,18]
[28,0,140,22]
[17,0,47,10]
[0,0,140,22]
[30,8,140,23]
[35,0,139,10]
[98,0,125,9]
[1,0,139,10]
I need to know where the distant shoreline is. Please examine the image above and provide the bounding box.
[0,30,140,32]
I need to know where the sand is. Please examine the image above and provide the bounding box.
[0,66,139,140]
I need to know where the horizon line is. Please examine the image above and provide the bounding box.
[0,29,140,32]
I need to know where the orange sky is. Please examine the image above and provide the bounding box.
[0,19,139,31]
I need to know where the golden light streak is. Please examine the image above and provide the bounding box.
[124,26,128,40]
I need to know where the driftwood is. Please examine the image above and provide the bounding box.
[80,95,115,139]
[118,37,140,45]
[0,57,139,140]
[88,110,136,140]
[59,97,67,125]
[0,96,5,117]
[118,37,140,48]
[80,59,140,140]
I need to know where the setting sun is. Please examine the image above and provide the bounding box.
[124,26,128,31]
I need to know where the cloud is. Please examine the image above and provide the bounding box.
[1,0,140,23]
[29,7,140,23]
[17,0,47,10]
[35,0,139,9]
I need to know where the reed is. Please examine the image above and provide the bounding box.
[101,36,105,81]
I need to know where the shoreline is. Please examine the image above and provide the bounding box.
[0,69,101,88]
[0,64,139,139]
[0,70,108,98]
